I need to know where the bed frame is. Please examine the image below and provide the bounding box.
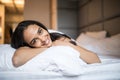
[79,15,120,37]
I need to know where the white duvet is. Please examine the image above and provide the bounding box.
[17,46,86,76]
[0,56,120,80]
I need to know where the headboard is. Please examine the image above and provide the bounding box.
[79,15,120,37]
[78,0,120,36]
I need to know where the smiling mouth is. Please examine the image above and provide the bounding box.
[43,36,51,46]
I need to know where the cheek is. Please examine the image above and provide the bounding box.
[48,41,52,47]
[44,31,49,36]
[34,41,42,48]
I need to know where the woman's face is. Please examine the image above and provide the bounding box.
[23,24,52,48]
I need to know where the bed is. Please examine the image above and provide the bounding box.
[0,30,120,80]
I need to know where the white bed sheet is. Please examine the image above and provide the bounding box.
[0,56,120,80]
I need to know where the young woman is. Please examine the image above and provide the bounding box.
[11,20,101,67]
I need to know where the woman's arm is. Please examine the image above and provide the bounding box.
[12,47,47,67]
[73,45,101,64]
[53,40,101,64]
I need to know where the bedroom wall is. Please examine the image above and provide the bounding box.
[78,0,120,36]
[24,0,51,28]
[57,0,79,39]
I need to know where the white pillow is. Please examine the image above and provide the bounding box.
[17,46,86,76]
[85,38,119,57]
[76,33,120,58]
[0,44,16,70]
[85,31,107,39]
[76,33,97,46]
[48,29,64,34]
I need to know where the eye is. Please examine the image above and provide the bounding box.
[30,38,37,45]
[38,28,42,35]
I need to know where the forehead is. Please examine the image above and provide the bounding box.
[27,24,39,30]
[23,24,39,43]
[24,24,39,36]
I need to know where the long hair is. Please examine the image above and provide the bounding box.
[11,20,48,49]
[50,33,76,45]
[50,32,71,41]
